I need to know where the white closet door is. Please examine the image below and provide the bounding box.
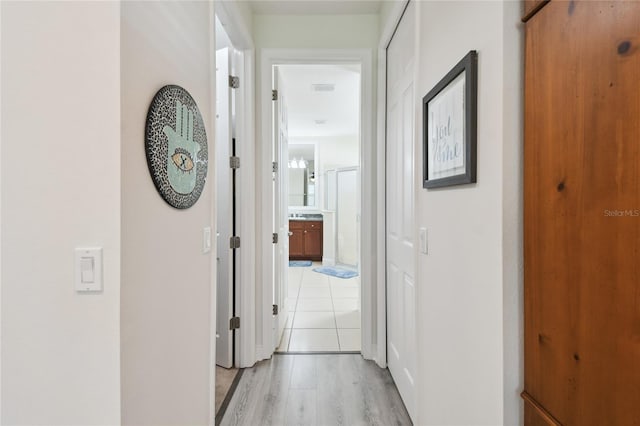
[386,1,417,421]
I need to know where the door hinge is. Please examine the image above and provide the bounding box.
[229,317,240,330]
[272,161,278,172]
[229,76,240,89]
[230,236,241,249]
[272,304,279,315]
[230,156,240,169]
[272,89,278,101]
[272,233,278,244]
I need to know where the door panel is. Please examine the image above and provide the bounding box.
[215,47,233,368]
[272,67,290,350]
[524,2,640,424]
[386,1,417,421]
[289,226,305,258]
[304,228,322,259]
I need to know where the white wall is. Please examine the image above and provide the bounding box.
[412,2,523,425]
[313,135,360,173]
[1,2,121,424]
[254,14,379,49]
[501,2,524,424]
[218,0,254,49]
[379,0,406,38]
[120,2,215,425]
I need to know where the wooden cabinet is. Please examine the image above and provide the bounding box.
[289,221,305,258]
[523,1,640,424]
[289,220,323,261]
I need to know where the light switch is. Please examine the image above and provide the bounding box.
[75,248,102,292]
[80,257,95,283]
[419,228,428,254]
[203,227,212,254]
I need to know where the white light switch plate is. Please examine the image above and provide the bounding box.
[75,248,102,292]
[419,228,428,254]
[203,227,212,254]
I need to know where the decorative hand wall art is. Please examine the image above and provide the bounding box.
[145,85,208,209]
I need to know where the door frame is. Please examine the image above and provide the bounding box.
[257,48,378,362]
[375,0,412,372]
[213,0,257,370]
[209,5,256,424]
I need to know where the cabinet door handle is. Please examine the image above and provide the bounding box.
[304,230,307,233]
[288,232,293,236]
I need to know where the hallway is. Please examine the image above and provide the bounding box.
[219,354,411,426]
[0,1,530,424]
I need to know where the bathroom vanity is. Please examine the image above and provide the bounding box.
[289,216,323,261]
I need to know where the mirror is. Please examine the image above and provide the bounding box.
[288,143,316,207]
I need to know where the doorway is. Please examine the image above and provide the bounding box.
[214,12,240,418]
[257,48,376,364]
[271,64,363,353]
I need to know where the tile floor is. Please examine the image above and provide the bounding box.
[276,263,361,352]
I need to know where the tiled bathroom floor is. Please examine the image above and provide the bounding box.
[276,263,361,352]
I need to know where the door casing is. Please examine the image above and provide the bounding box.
[257,48,377,363]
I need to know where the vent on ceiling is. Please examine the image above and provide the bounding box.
[314,119,327,125]
[311,83,335,92]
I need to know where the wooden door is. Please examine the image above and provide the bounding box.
[524,2,640,424]
[386,0,417,421]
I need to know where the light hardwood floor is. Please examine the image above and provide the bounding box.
[220,354,412,426]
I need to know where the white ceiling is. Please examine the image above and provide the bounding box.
[247,0,383,15]
[278,64,360,138]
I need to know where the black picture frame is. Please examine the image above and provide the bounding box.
[422,50,477,189]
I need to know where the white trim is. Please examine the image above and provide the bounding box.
[208,3,217,424]
[234,49,257,369]
[258,48,375,362]
[0,1,3,419]
[375,0,410,369]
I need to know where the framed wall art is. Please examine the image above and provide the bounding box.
[422,50,477,189]
[145,85,208,209]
